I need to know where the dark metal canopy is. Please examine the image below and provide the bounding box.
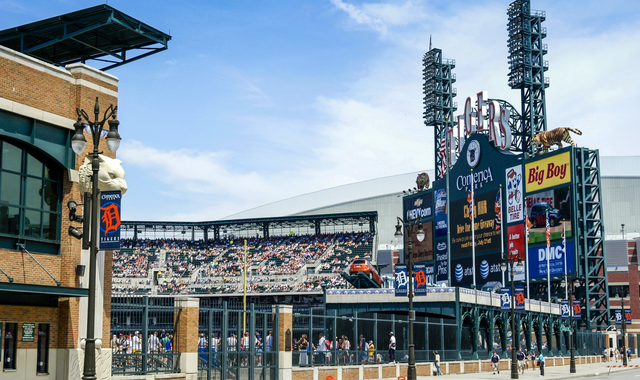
[0,282,88,307]
[0,4,171,71]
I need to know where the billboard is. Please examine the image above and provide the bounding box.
[525,151,571,193]
[405,221,433,262]
[507,224,525,261]
[527,241,575,278]
[435,239,448,285]
[506,165,524,223]
[525,185,572,244]
[450,189,502,257]
[451,252,502,287]
[434,188,448,237]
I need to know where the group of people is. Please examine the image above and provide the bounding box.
[111,331,172,354]
[495,349,545,376]
[112,232,375,296]
[604,346,631,362]
[197,330,275,367]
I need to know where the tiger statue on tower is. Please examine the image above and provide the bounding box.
[531,127,582,155]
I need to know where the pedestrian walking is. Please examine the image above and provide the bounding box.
[538,351,545,376]
[491,351,500,374]
[434,351,443,376]
[388,332,396,363]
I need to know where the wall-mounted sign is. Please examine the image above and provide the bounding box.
[22,323,35,342]
[525,151,571,193]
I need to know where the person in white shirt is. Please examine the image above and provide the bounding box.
[148,332,161,353]
[241,332,250,366]
[388,332,396,363]
[317,333,327,365]
[131,332,141,354]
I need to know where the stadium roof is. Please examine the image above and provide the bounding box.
[0,5,171,71]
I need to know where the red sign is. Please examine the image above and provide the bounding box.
[508,224,525,261]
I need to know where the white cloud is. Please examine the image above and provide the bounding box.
[329,0,428,36]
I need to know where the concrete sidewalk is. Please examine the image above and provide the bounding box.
[413,361,640,379]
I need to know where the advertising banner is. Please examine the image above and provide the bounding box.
[506,165,523,223]
[99,190,122,250]
[435,239,448,285]
[615,310,623,324]
[451,253,502,288]
[525,151,571,193]
[525,186,572,244]
[501,287,511,312]
[507,224,525,261]
[404,221,433,262]
[527,241,575,279]
[450,190,502,257]
[394,264,408,297]
[501,286,525,313]
[414,263,427,296]
[434,189,448,237]
[403,193,433,223]
[625,309,631,325]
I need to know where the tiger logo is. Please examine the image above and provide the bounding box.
[531,127,582,155]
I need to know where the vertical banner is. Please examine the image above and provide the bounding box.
[625,309,631,325]
[414,263,427,296]
[515,285,525,312]
[615,310,623,325]
[435,240,448,285]
[434,189,448,237]
[99,190,122,250]
[561,300,570,320]
[394,264,408,297]
[500,287,511,312]
[573,300,582,320]
[506,165,523,223]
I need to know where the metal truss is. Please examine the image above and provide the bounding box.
[507,0,549,154]
[574,148,609,330]
[423,48,457,180]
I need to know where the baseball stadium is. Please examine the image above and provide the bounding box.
[0,1,639,380]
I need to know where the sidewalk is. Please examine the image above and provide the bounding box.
[414,361,640,379]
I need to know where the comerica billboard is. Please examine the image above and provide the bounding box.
[401,118,577,289]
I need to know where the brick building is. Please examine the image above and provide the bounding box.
[607,239,639,347]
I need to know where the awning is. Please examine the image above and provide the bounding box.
[0,282,88,307]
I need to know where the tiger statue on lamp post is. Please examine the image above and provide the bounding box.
[531,127,582,156]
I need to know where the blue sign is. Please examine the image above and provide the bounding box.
[434,189,448,237]
[394,264,408,297]
[527,241,575,279]
[414,263,427,296]
[573,301,582,320]
[615,310,623,324]
[625,309,631,325]
[99,190,122,250]
[561,300,570,320]
[500,287,511,312]
[435,240,448,285]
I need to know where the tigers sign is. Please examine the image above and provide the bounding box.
[525,151,571,192]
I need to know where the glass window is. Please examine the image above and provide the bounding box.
[0,139,62,250]
[37,324,49,374]
[1,142,21,172]
[3,322,17,370]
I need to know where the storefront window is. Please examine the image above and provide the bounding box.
[37,324,49,374]
[3,322,17,370]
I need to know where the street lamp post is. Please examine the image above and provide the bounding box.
[616,292,628,366]
[394,217,425,380]
[71,97,121,380]
[561,274,580,373]
[501,251,521,380]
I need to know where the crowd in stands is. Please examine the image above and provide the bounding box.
[111,232,374,296]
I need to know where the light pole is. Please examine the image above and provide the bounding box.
[615,291,629,366]
[394,217,425,380]
[501,251,521,380]
[71,97,121,380]
[560,274,580,373]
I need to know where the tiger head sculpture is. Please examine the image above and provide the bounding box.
[416,172,430,191]
[78,155,128,195]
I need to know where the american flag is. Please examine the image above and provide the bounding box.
[525,215,531,240]
[545,210,551,248]
[439,137,447,174]
[467,190,474,220]
[495,188,502,230]
[562,222,566,254]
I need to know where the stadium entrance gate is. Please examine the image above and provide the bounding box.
[198,303,279,380]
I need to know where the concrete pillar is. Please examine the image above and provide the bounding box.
[275,304,293,380]
[175,297,200,377]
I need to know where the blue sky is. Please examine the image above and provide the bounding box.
[2,0,639,221]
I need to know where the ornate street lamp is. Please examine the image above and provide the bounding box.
[71,97,121,380]
[560,274,580,373]
[615,291,629,366]
[501,251,521,380]
[394,217,425,380]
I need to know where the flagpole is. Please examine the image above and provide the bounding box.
[546,210,551,303]
[563,221,568,300]
[471,169,476,288]
[499,185,505,287]
[525,215,530,300]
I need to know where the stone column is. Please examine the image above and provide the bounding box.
[274,304,292,380]
[174,297,200,376]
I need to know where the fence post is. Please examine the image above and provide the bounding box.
[274,304,292,379]
[142,295,149,373]
[174,297,200,376]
